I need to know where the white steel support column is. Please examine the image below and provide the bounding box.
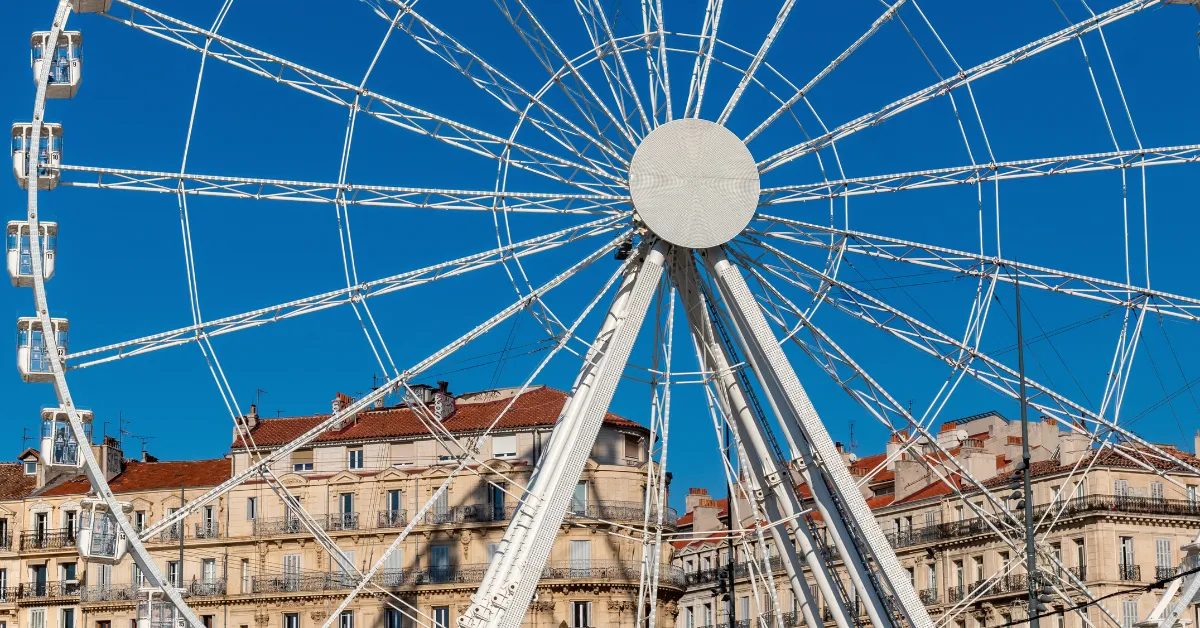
[702,247,933,628]
[461,240,668,628]
[673,250,848,628]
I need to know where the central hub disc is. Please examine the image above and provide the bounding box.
[628,118,760,249]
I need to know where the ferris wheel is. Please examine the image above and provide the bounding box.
[15,0,1200,627]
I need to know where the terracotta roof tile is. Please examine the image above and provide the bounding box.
[238,386,643,449]
[41,459,231,497]
[0,463,37,500]
[866,494,896,508]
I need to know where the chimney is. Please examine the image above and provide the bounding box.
[333,392,354,414]
[434,381,455,420]
[1194,430,1200,456]
[97,436,123,481]
[886,430,908,470]
[684,488,710,514]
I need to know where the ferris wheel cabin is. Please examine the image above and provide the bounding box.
[69,0,112,13]
[77,497,130,564]
[7,221,57,287]
[40,408,92,468]
[16,317,67,383]
[31,31,82,99]
[12,123,62,191]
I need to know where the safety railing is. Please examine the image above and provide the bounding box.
[18,581,80,599]
[19,530,75,551]
[377,510,407,529]
[1119,564,1141,581]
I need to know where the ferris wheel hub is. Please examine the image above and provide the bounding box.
[628,118,759,249]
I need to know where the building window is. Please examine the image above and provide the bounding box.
[348,448,364,470]
[292,450,314,472]
[201,617,213,628]
[1151,482,1165,502]
[60,562,76,582]
[703,603,713,626]
[571,481,588,515]
[623,433,641,460]
[166,561,180,587]
[283,613,299,628]
[1156,538,1173,577]
[486,543,500,565]
[492,435,516,459]
[23,461,35,475]
[432,607,450,628]
[133,511,146,532]
[97,622,111,628]
[338,611,353,628]
[385,610,403,628]
[1114,479,1129,497]
[246,497,257,520]
[63,511,76,538]
[241,559,250,593]
[571,601,591,628]
[684,607,695,628]
[1122,600,1138,628]
[60,609,73,628]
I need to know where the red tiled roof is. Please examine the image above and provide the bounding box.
[41,459,231,497]
[0,463,37,500]
[866,494,895,508]
[671,530,728,550]
[237,386,643,449]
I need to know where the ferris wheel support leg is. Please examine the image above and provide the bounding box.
[460,240,668,628]
[702,247,934,628]
[673,251,846,628]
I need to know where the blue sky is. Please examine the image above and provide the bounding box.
[3,0,1200,509]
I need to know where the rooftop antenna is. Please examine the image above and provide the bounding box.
[254,388,268,407]
[21,427,31,450]
[118,411,131,448]
[848,418,856,453]
[131,435,153,460]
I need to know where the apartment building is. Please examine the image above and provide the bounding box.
[0,383,684,628]
[673,411,1200,628]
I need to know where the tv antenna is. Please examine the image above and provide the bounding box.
[254,388,268,407]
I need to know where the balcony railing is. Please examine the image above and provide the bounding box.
[377,510,407,529]
[885,494,1200,550]
[0,533,12,551]
[567,501,679,530]
[918,587,938,605]
[252,561,685,594]
[80,584,139,603]
[185,579,226,597]
[1068,565,1087,582]
[947,586,966,604]
[681,557,786,587]
[326,513,359,532]
[194,522,221,540]
[19,530,75,551]
[1119,564,1141,581]
[19,581,80,599]
[424,504,519,526]
[1156,566,1177,581]
[253,516,304,537]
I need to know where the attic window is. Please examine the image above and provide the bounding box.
[623,434,641,460]
[23,461,36,475]
[493,435,516,459]
[292,450,314,472]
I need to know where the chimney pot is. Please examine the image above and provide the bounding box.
[249,404,258,418]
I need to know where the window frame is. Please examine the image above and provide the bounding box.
[492,435,517,459]
[347,448,364,470]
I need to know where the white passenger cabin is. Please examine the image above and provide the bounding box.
[136,587,184,628]
[12,123,62,190]
[16,317,68,383]
[70,0,113,13]
[77,497,131,564]
[31,32,82,99]
[7,221,57,287]
[40,408,92,468]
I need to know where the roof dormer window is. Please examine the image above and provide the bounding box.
[23,461,36,475]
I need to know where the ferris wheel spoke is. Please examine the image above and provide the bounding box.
[574,0,653,138]
[102,1,624,191]
[715,0,797,126]
[742,234,1200,487]
[641,0,673,124]
[744,0,907,145]
[682,0,724,120]
[363,0,631,175]
[756,0,1159,174]
[55,164,628,214]
[494,0,641,150]
[138,230,626,539]
[751,215,1200,322]
[64,216,627,369]
[760,144,1200,204]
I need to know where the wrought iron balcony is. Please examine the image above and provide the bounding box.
[918,587,938,605]
[1156,565,1177,581]
[1118,563,1141,581]
[80,584,138,603]
[253,516,304,537]
[377,510,407,529]
[0,533,12,551]
[947,586,966,604]
[0,586,19,603]
[423,504,518,526]
[19,530,75,551]
[885,494,1200,550]
[1068,565,1087,582]
[19,581,80,599]
[326,512,359,532]
[194,522,221,540]
[185,578,226,597]
[566,501,679,530]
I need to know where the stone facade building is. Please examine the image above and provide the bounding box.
[0,384,683,628]
[672,411,1200,628]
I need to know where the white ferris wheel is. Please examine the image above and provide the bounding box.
[13,0,1200,627]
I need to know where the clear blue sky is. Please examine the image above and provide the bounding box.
[3,1,1200,509]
